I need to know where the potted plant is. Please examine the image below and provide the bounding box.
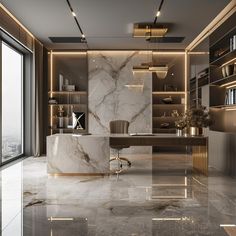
[184,106,212,136]
[172,110,186,136]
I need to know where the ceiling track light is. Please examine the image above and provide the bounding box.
[154,0,164,24]
[66,0,87,42]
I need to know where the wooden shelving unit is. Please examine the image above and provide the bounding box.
[151,52,186,152]
[209,12,236,132]
[48,51,88,135]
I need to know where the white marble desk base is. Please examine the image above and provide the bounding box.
[47,134,110,174]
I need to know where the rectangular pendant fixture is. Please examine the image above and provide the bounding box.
[133,23,168,38]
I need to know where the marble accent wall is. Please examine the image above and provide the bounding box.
[88,51,152,154]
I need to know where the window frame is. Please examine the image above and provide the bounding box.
[0,39,25,166]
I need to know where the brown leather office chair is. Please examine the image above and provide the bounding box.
[110,120,131,172]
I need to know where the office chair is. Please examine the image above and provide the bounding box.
[109,120,131,173]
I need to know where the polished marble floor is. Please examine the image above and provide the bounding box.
[1,153,236,235]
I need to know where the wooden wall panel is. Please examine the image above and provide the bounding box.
[0,7,34,51]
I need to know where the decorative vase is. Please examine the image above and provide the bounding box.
[190,127,203,136]
[176,129,183,136]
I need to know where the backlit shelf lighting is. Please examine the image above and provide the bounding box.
[220,80,236,88]
[50,51,53,135]
[220,58,236,68]
[225,107,236,111]
[226,84,236,89]
[184,51,188,111]
[152,52,185,55]
[0,4,35,39]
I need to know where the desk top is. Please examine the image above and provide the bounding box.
[48,133,207,146]
[109,133,208,146]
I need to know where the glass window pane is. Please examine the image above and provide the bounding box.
[2,42,23,163]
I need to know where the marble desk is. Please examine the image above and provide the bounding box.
[47,134,110,175]
[47,134,208,176]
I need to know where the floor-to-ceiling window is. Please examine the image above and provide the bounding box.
[1,41,23,163]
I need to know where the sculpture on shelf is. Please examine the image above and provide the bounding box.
[73,112,85,130]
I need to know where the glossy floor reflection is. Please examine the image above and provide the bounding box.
[1,154,236,235]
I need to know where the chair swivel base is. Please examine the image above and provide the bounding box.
[109,157,131,174]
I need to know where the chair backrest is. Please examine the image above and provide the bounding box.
[110,120,129,134]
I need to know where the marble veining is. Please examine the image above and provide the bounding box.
[47,134,110,174]
[88,51,152,154]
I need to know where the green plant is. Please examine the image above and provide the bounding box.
[172,106,213,129]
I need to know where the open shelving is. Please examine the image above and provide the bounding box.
[209,12,236,132]
[48,51,88,135]
[151,52,186,152]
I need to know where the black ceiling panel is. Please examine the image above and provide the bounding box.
[148,37,185,43]
[49,37,86,43]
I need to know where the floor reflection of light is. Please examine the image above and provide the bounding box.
[220,224,236,227]
[48,217,75,221]
[152,217,191,221]
[1,162,22,236]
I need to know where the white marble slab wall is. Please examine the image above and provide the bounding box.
[88,51,152,154]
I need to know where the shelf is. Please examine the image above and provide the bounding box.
[198,76,209,87]
[48,91,87,95]
[210,25,236,49]
[153,116,177,120]
[210,49,236,66]
[210,104,236,109]
[152,91,185,95]
[153,104,185,107]
[48,104,87,107]
[210,73,236,86]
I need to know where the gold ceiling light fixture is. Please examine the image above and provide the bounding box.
[133,23,168,39]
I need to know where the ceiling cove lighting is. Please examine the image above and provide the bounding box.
[0,4,35,39]
[66,0,86,42]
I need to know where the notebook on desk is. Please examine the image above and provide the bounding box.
[129,133,155,136]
